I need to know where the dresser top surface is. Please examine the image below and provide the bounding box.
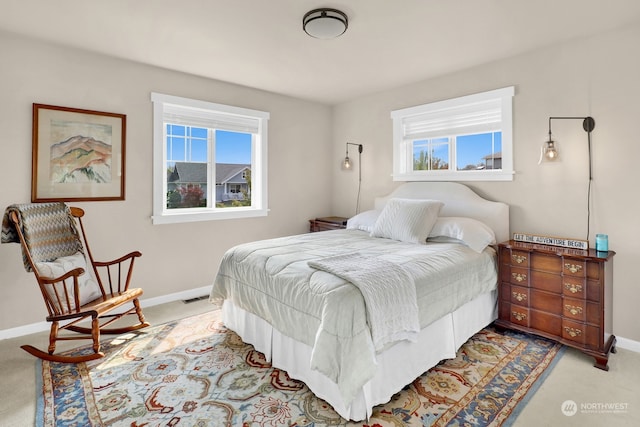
[499,240,615,261]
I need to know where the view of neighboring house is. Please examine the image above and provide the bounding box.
[481,151,502,169]
[167,162,251,205]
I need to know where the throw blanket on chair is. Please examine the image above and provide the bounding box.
[1,203,83,272]
[308,253,420,352]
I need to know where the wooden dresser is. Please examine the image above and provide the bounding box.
[496,240,616,370]
[309,216,348,232]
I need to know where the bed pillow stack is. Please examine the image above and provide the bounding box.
[345,209,380,233]
[346,201,496,252]
[369,198,443,244]
[428,216,496,252]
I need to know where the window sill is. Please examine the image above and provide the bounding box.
[392,170,514,182]
[152,207,268,224]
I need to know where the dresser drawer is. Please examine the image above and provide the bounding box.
[509,267,529,286]
[585,300,602,325]
[499,282,512,302]
[530,270,562,293]
[510,285,529,305]
[586,261,602,281]
[509,250,529,267]
[563,278,602,303]
[500,264,512,282]
[562,319,602,349]
[586,279,602,303]
[510,306,530,327]
[530,289,562,314]
[562,279,586,298]
[563,259,586,277]
[562,319,586,345]
[530,253,562,273]
[499,300,512,320]
[563,297,586,321]
[530,309,562,336]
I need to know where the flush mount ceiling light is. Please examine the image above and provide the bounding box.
[303,8,348,39]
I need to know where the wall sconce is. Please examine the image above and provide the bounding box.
[540,116,596,175]
[540,116,596,240]
[342,142,363,214]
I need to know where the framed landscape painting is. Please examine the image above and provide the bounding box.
[32,104,126,202]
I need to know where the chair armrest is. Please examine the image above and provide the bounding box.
[91,251,142,294]
[92,251,142,267]
[38,267,85,284]
[38,267,86,315]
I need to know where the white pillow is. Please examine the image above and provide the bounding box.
[35,251,103,311]
[370,198,443,244]
[346,209,381,233]
[428,217,496,253]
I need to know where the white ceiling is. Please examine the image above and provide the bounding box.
[3,0,640,105]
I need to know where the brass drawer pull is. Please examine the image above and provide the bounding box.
[512,292,527,302]
[512,312,527,321]
[564,263,583,274]
[512,254,527,264]
[564,327,582,338]
[565,305,583,316]
[564,283,583,294]
[512,272,527,283]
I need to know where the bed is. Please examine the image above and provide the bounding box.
[209,182,509,421]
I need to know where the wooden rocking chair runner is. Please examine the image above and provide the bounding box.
[1,202,149,363]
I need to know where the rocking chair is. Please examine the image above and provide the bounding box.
[2,202,149,363]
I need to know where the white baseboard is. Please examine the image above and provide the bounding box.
[137,285,210,309]
[615,335,640,353]
[0,286,211,341]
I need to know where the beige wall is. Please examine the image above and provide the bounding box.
[3,22,640,346]
[332,23,640,343]
[0,32,333,331]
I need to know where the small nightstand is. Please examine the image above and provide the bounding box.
[309,216,348,232]
[495,240,616,370]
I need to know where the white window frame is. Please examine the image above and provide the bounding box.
[391,86,514,181]
[151,93,269,224]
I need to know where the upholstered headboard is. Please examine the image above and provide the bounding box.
[374,182,510,243]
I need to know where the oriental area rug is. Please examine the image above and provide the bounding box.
[36,310,564,427]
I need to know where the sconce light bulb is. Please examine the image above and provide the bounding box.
[343,156,352,169]
[544,140,558,161]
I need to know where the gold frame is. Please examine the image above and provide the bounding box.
[32,104,126,202]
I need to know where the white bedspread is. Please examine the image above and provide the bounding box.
[210,229,497,404]
[308,253,419,352]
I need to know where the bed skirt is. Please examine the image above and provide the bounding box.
[221,289,498,421]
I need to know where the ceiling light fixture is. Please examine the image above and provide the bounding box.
[303,8,348,39]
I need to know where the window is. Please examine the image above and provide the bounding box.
[391,86,514,181]
[152,93,269,224]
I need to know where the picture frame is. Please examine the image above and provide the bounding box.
[32,104,126,202]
